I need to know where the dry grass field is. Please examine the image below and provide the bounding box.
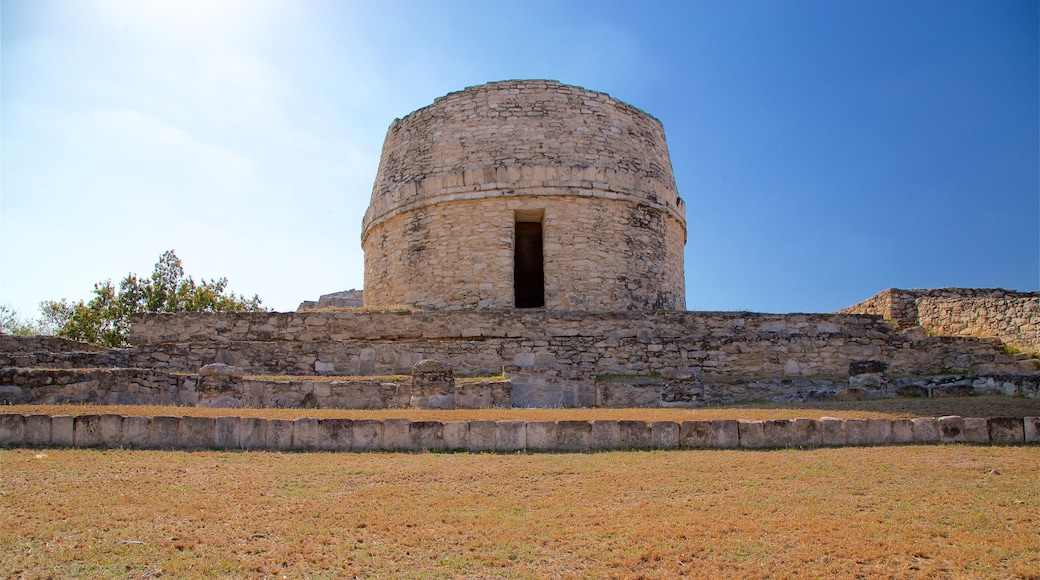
[3,397,1039,578]
[1,446,1038,579]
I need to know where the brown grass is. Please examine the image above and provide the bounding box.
[1,446,1038,578]
[6,395,1040,422]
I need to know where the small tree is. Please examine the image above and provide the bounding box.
[42,250,266,347]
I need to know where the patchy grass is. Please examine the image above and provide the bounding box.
[1,446,1038,578]
[5,395,1040,422]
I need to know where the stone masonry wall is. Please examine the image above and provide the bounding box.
[362,80,686,311]
[841,288,1040,354]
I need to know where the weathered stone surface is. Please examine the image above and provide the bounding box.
[442,421,469,450]
[793,418,823,447]
[73,415,101,447]
[199,363,245,378]
[468,421,497,452]
[411,421,445,451]
[0,413,25,445]
[240,418,266,449]
[820,417,846,446]
[148,416,180,449]
[761,419,795,448]
[711,420,740,449]
[51,415,74,446]
[121,416,150,447]
[618,421,651,449]
[215,416,241,448]
[650,421,679,449]
[962,417,990,443]
[382,419,412,451]
[1024,417,1040,443]
[266,419,294,450]
[496,420,526,452]
[738,420,767,448]
[525,421,558,451]
[591,420,620,450]
[988,417,1024,444]
[99,414,123,447]
[911,418,940,444]
[938,416,965,443]
[845,419,868,446]
[835,387,867,402]
[179,416,216,449]
[890,419,915,444]
[864,418,892,445]
[850,360,887,375]
[24,415,51,445]
[558,420,592,452]
[292,418,321,450]
[351,419,382,451]
[317,419,353,451]
[679,420,714,448]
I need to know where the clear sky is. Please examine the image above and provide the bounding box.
[2,0,1037,316]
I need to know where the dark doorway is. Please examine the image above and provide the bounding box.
[514,220,544,308]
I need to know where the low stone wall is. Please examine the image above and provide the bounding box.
[841,288,1040,354]
[126,311,1026,382]
[1,413,1036,452]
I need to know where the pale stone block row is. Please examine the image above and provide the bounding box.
[0,414,1035,451]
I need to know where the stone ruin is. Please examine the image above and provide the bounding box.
[2,80,1038,412]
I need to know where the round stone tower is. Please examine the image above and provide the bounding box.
[362,80,686,311]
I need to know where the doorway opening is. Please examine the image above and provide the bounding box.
[514,209,544,308]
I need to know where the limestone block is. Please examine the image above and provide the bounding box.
[1024,417,1040,443]
[618,421,651,449]
[591,420,620,450]
[761,419,795,448]
[442,421,469,451]
[99,414,123,448]
[411,421,445,451]
[74,415,101,447]
[215,416,241,449]
[988,417,1024,444]
[711,420,740,449]
[525,421,558,451]
[864,419,892,445]
[51,416,75,446]
[121,416,150,447]
[962,418,990,443]
[240,418,267,450]
[938,416,965,443]
[24,415,51,446]
[0,414,25,445]
[558,420,592,452]
[179,416,216,449]
[468,420,497,452]
[793,418,823,447]
[820,417,846,446]
[293,418,321,450]
[650,421,679,449]
[738,420,767,449]
[382,419,412,451]
[496,420,526,452]
[911,418,940,444]
[148,416,181,449]
[317,419,353,451]
[889,419,915,444]
[266,419,294,450]
[352,419,383,451]
[845,419,868,446]
[679,420,714,448]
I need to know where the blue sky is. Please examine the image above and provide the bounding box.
[2,0,1037,316]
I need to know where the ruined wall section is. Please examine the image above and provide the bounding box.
[841,288,1040,354]
[362,80,686,311]
[128,311,1025,381]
